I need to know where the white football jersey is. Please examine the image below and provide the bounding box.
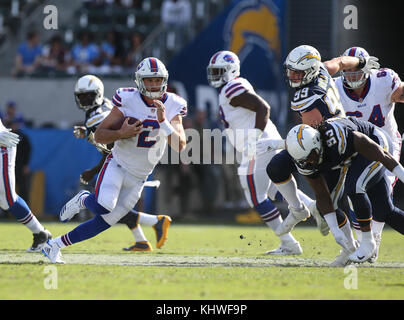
[0,120,7,132]
[111,87,187,178]
[335,68,402,153]
[218,77,282,153]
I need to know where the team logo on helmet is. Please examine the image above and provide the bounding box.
[297,125,306,150]
[223,54,235,63]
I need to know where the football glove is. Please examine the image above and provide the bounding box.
[73,126,87,138]
[361,56,380,74]
[256,138,285,156]
[0,130,20,148]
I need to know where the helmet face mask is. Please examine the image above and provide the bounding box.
[284,45,322,88]
[341,47,370,89]
[207,51,240,88]
[135,57,168,99]
[74,75,104,111]
[286,124,323,171]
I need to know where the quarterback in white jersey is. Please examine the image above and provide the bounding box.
[208,50,315,256]
[42,58,186,263]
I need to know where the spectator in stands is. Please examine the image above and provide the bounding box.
[124,32,144,69]
[69,32,101,74]
[12,30,42,77]
[0,101,26,129]
[40,35,70,74]
[99,30,124,74]
[161,0,192,55]
[161,0,192,27]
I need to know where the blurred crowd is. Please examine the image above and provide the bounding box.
[11,0,193,77]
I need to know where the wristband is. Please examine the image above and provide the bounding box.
[159,118,175,137]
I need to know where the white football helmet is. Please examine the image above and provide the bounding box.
[207,50,240,88]
[341,46,370,89]
[74,75,104,111]
[284,45,322,88]
[286,124,323,170]
[134,57,168,99]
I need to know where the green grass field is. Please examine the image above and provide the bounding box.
[0,221,403,300]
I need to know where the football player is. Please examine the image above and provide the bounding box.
[207,50,323,255]
[0,120,52,252]
[331,47,404,261]
[73,74,170,252]
[260,45,379,262]
[42,58,187,263]
[285,117,404,263]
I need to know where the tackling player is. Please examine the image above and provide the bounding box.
[42,57,187,263]
[285,117,404,263]
[0,120,52,252]
[72,74,171,252]
[207,50,321,255]
[259,45,380,264]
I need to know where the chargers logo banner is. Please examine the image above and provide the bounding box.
[168,0,288,133]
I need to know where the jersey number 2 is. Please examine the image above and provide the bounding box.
[137,120,160,148]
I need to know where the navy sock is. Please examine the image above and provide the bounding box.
[84,193,109,215]
[62,215,111,245]
[255,198,280,223]
[8,196,31,220]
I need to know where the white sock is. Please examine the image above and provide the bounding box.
[53,236,66,249]
[131,225,147,242]
[354,229,362,242]
[297,190,315,208]
[138,213,158,226]
[265,216,297,243]
[24,214,45,234]
[324,212,339,234]
[372,220,385,236]
[361,230,374,242]
[340,222,356,249]
[275,177,303,210]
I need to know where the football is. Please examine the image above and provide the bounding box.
[110,116,140,130]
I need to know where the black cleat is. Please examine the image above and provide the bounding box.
[26,229,52,252]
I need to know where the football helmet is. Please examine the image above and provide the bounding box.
[284,45,322,88]
[134,57,168,99]
[285,124,323,170]
[341,46,370,89]
[74,75,104,111]
[207,50,240,88]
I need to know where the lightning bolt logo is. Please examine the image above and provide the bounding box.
[297,125,305,150]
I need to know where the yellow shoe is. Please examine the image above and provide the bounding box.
[153,215,172,249]
[123,241,153,252]
[235,209,262,224]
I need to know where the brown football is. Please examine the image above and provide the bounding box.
[110,116,140,130]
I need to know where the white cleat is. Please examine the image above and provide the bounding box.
[275,205,310,236]
[59,190,90,222]
[329,240,358,267]
[368,233,381,263]
[308,202,330,236]
[42,240,65,264]
[265,241,303,255]
[348,238,376,263]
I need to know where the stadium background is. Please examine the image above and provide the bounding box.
[0,0,402,222]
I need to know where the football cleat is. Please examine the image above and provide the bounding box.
[274,204,310,236]
[329,240,358,267]
[42,240,65,264]
[26,229,52,252]
[348,238,376,263]
[308,202,330,236]
[59,190,90,222]
[368,233,381,263]
[123,241,153,252]
[265,241,303,255]
[153,215,172,249]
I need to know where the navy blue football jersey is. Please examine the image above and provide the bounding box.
[297,117,385,177]
[290,64,345,120]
